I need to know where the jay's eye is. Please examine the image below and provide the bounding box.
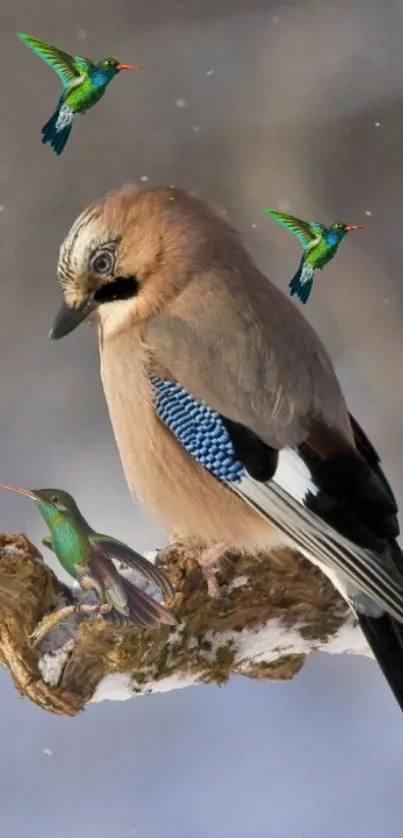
[91,251,114,276]
[50,495,59,503]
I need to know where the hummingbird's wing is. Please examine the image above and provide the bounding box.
[309,221,327,235]
[16,33,84,88]
[263,209,321,247]
[73,55,95,73]
[86,542,176,627]
[90,533,174,599]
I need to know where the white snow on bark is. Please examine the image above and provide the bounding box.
[90,615,371,704]
[38,640,75,687]
[91,670,200,703]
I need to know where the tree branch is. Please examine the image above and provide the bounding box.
[0,533,369,716]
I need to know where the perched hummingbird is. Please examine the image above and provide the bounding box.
[16,33,146,155]
[0,483,176,628]
[263,209,364,304]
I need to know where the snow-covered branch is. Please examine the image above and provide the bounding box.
[0,533,369,715]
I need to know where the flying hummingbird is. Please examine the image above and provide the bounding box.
[16,33,146,155]
[0,483,176,628]
[263,209,364,304]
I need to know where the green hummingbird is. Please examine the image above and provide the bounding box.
[263,209,364,304]
[0,483,176,628]
[16,32,146,155]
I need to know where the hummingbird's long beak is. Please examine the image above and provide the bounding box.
[0,482,39,501]
[117,64,147,70]
[345,225,364,232]
[49,292,100,341]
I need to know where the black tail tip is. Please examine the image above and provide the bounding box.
[358,613,403,714]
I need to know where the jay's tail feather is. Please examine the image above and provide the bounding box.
[357,613,403,711]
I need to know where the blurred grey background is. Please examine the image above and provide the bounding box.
[2,0,403,835]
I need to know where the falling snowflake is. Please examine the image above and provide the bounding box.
[77,29,87,40]
[252,223,257,229]
[175,98,187,108]
[364,210,372,216]
[140,175,149,182]
[375,122,381,127]
[192,125,201,132]
[205,69,214,76]
[0,205,4,212]
[43,748,52,756]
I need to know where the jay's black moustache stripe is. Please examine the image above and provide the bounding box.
[94,276,139,304]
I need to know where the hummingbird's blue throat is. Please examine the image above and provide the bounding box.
[90,67,119,86]
[149,374,245,483]
[325,230,343,246]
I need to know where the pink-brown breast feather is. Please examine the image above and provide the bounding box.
[99,323,282,550]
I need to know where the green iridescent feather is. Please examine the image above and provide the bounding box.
[263,208,325,247]
[16,32,89,87]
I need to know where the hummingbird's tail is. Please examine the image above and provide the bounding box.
[288,258,314,304]
[41,103,73,156]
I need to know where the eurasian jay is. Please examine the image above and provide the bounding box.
[50,184,403,712]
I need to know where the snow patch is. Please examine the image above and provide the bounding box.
[233,620,312,665]
[39,639,75,687]
[91,670,199,703]
[324,619,371,657]
[228,575,249,591]
[142,672,199,694]
[1,545,37,557]
[205,616,370,669]
[92,673,134,703]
